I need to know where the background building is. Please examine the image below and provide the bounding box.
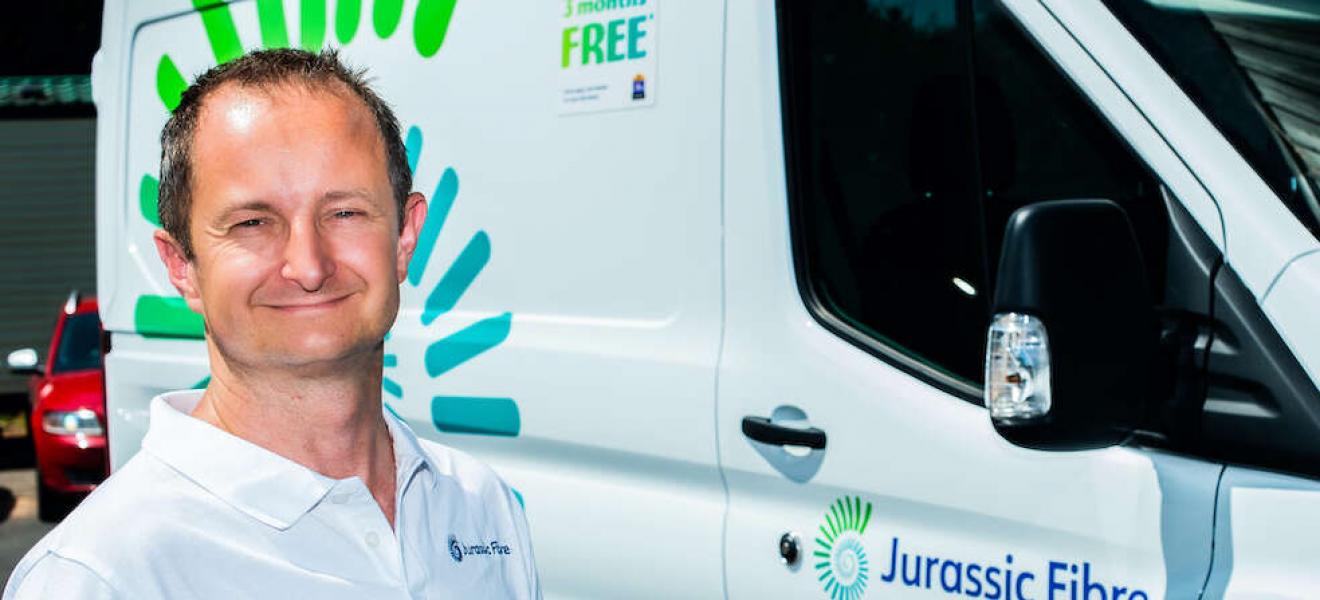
[0,2,102,398]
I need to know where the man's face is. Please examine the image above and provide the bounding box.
[155,83,424,372]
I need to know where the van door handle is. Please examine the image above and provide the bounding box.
[741,416,827,450]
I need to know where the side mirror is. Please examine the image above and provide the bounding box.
[985,200,1157,450]
[6,348,43,377]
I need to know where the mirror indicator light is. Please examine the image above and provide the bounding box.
[985,313,1052,420]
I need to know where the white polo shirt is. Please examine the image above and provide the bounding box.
[3,390,541,599]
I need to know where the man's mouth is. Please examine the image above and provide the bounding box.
[265,294,352,312]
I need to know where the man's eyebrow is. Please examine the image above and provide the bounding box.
[322,188,372,202]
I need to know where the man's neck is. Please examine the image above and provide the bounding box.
[189,347,398,528]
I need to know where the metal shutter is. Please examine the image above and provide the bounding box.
[0,118,96,394]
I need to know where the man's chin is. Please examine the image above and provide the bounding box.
[208,315,393,373]
[225,335,384,374]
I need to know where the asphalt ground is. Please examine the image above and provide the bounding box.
[0,468,56,583]
[0,398,57,584]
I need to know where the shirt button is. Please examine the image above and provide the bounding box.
[365,532,380,548]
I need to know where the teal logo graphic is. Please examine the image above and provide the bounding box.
[383,126,519,438]
[815,496,873,600]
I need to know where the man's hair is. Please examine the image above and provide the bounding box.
[158,48,411,259]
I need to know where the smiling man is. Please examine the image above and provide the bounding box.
[4,49,540,599]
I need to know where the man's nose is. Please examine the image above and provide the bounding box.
[280,220,335,291]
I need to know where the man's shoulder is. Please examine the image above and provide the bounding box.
[45,452,182,536]
[3,551,118,600]
[414,437,516,500]
[408,438,540,595]
[14,451,198,580]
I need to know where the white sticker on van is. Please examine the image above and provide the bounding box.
[558,0,656,114]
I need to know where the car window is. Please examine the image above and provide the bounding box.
[781,0,1166,387]
[52,312,101,374]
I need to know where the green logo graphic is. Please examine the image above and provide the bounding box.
[136,0,458,338]
[132,0,521,439]
[815,496,873,600]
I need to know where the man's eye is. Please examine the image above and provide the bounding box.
[333,210,363,219]
[234,218,264,228]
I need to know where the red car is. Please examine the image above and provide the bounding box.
[5,292,107,522]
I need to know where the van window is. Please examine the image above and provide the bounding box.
[780,0,986,384]
[780,0,1166,387]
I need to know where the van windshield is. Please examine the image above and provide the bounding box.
[1100,0,1320,238]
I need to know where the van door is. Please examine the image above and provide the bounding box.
[718,0,1222,597]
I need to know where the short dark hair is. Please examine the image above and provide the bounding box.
[158,48,411,259]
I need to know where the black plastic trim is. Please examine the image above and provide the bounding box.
[1200,265,1320,478]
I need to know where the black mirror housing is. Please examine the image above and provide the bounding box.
[989,200,1157,450]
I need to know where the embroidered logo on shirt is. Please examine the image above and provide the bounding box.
[448,534,513,563]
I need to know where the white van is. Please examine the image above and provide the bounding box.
[93,0,1320,597]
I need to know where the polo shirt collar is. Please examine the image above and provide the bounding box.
[382,403,437,491]
[141,390,435,531]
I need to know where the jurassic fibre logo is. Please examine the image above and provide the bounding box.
[448,534,512,563]
[815,496,874,600]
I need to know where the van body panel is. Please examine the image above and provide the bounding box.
[103,333,206,467]
[1261,249,1320,393]
[92,1,134,332]
[1037,0,1319,300]
[1204,467,1320,599]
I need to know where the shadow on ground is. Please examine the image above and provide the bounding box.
[0,487,13,524]
[0,469,57,580]
[0,392,36,527]
[0,391,35,472]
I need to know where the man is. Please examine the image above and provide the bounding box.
[4,49,540,599]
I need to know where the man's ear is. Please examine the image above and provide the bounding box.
[397,192,429,284]
[153,229,204,314]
